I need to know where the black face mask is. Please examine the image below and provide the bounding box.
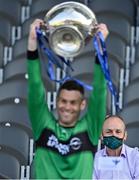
[102,136,123,150]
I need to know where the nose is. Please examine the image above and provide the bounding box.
[64,102,71,110]
[111,131,117,137]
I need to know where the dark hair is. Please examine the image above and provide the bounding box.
[57,80,85,97]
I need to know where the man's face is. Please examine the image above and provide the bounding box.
[102,117,127,140]
[56,89,86,127]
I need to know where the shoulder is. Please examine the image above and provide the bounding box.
[125,144,139,157]
[94,148,105,158]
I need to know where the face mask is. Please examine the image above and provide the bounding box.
[102,136,123,150]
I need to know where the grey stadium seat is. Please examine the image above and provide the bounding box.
[12,36,28,60]
[118,103,139,125]
[0,79,27,104]
[135,43,139,61]
[3,57,56,91]
[0,149,21,179]
[0,124,30,165]
[89,0,136,25]
[126,122,139,147]
[0,103,32,137]
[130,61,139,83]
[123,80,139,107]
[0,16,12,46]
[0,41,4,68]
[71,51,120,89]
[97,13,132,45]
[106,33,126,68]
[0,0,22,25]
[30,0,85,17]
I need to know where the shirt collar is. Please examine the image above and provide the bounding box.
[102,144,126,158]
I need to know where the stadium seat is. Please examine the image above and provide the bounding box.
[0,41,4,68]
[0,123,30,164]
[12,36,28,60]
[97,13,132,45]
[0,77,55,106]
[30,0,85,18]
[130,60,139,83]
[89,0,136,25]
[0,16,12,46]
[123,80,139,106]
[20,0,30,6]
[0,79,27,103]
[0,0,22,25]
[0,103,32,136]
[126,122,139,147]
[106,33,126,68]
[4,57,56,90]
[135,42,139,61]
[118,103,139,125]
[0,149,21,179]
[4,57,27,82]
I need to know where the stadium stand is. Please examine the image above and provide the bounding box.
[0,0,138,179]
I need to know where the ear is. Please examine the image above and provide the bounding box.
[80,99,87,111]
[124,131,127,141]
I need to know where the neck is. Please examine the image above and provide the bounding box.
[59,120,76,127]
[106,146,122,156]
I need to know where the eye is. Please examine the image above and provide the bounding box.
[116,130,122,134]
[71,101,77,105]
[105,130,112,134]
[59,99,66,104]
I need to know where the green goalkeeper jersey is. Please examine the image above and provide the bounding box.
[27,51,106,179]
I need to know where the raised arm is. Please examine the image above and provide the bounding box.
[27,19,51,140]
[86,24,109,145]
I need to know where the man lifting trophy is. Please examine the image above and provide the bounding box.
[27,1,112,179]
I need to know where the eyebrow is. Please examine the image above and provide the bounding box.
[104,128,123,131]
